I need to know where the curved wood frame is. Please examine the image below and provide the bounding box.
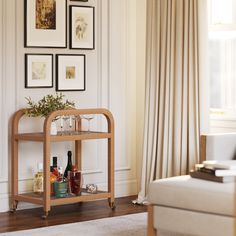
[11,108,115,217]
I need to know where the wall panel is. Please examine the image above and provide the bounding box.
[0,0,17,183]
[0,0,145,212]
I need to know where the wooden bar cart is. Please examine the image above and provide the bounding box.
[11,108,115,218]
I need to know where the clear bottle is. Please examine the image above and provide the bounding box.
[33,163,44,194]
[58,166,64,181]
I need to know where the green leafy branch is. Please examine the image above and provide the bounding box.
[24,93,75,117]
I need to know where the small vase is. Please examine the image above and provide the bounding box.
[50,121,57,135]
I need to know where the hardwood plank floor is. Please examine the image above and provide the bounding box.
[0,196,147,234]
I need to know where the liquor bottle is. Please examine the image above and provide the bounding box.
[50,173,57,196]
[33,163,44,194]
[64,151,73,178]
[50,157,60,196]
[51,156,59,177]
[50,156,58,172]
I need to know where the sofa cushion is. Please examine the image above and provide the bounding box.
[148,175,234,216]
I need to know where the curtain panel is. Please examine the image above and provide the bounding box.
[137,0,209,203]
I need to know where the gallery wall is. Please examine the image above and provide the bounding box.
[0,0,146,212]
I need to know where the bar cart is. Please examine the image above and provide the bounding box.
[11,108,115,218]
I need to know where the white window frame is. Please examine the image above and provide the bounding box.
[208,0,236,121]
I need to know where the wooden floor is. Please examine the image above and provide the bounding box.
[0,196,147,234]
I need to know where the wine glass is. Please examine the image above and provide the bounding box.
[60,116,64,135]
[69,115,74,135]
[80,114,95,132]
[63,115,70,134]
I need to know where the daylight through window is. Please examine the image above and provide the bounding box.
[209,0,236,118]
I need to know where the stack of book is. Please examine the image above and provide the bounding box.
[190,160,236,183]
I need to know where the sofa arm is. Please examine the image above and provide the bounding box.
[200,133,236,162]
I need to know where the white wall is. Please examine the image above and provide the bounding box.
[0,0,147,212]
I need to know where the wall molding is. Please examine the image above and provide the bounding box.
[95,0,108,176]
[0,0,3,180]
[115,166,131,172]
[109,0,130,171]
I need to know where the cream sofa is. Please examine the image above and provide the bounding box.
[147,133,236,236]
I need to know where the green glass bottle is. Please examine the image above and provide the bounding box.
[64,151,73,178]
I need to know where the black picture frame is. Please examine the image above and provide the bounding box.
[69,5,95,49]
[24,0,67,48]
[25,54,53,88]
[56,54,86,91]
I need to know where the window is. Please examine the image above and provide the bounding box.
[208,0,236,119]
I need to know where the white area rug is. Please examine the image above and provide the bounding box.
[0,213,147,236]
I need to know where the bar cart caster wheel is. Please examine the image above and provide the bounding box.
[10,208,16,213]
[42,212,49,220]
[109,201,116,210]
[10,201,18,213]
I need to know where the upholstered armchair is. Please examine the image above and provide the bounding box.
[147,133,236,236]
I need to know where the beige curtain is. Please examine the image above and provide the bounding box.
[137,0,209,203]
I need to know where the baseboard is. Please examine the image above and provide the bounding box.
[115,179,138,197]
[0,179,138,213]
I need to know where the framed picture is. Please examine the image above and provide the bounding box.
[25,54,53,88]
[69,6,95,49]
[24,0,67,48]
[70,0,88,1]
[56,54,86,91]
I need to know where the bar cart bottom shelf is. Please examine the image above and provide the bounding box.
[12,189,116,219]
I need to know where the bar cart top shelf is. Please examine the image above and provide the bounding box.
[14,131,112,142]
[12,108,114,141]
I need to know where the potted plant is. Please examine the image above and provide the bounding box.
[25,93,75,135]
